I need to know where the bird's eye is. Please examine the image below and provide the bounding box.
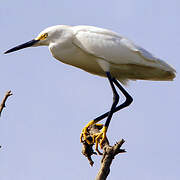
[35,33,48,41]
[44,33,48,38]
[39,33,48,40]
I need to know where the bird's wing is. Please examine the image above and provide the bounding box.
[73,29,158,66]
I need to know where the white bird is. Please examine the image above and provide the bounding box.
[4,25,176,154]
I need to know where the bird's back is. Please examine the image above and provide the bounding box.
[71,25,176,84]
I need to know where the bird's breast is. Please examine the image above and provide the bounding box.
[49,43,105,76]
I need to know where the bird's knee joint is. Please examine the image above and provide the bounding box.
[125,95,133,106]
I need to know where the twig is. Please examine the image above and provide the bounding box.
[81,125,126,180]
[0,90,12,117]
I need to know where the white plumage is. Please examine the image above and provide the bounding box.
[5,25,176,84]
[44,25,175,84]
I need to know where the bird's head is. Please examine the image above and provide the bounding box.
[4,25,69,54]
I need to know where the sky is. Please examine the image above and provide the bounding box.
[0,0,179,180]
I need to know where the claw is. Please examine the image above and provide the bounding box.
[93,126,108,155]
[80,122,108,155]
[80,120,95,144]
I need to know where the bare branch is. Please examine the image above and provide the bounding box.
[81,125,126,180]
[0,90,12,117]
[95,139,125,180]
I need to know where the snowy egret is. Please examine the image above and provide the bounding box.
[4,25,176,153]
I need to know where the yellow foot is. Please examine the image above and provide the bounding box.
[92,126,107,155]
[80,120,96,144]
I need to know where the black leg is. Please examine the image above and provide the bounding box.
[104,72,120,128]
[93,75,133,123]
[80,72,133,147]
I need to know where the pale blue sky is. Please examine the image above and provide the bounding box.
[0,0,179,180]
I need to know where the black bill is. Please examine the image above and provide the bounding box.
[4,39,39,54]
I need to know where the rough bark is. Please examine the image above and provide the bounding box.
[95,139,125,180]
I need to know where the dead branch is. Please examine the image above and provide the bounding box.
[0,90,12,117]
[95,139,125,180]
[81,125,126,180]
